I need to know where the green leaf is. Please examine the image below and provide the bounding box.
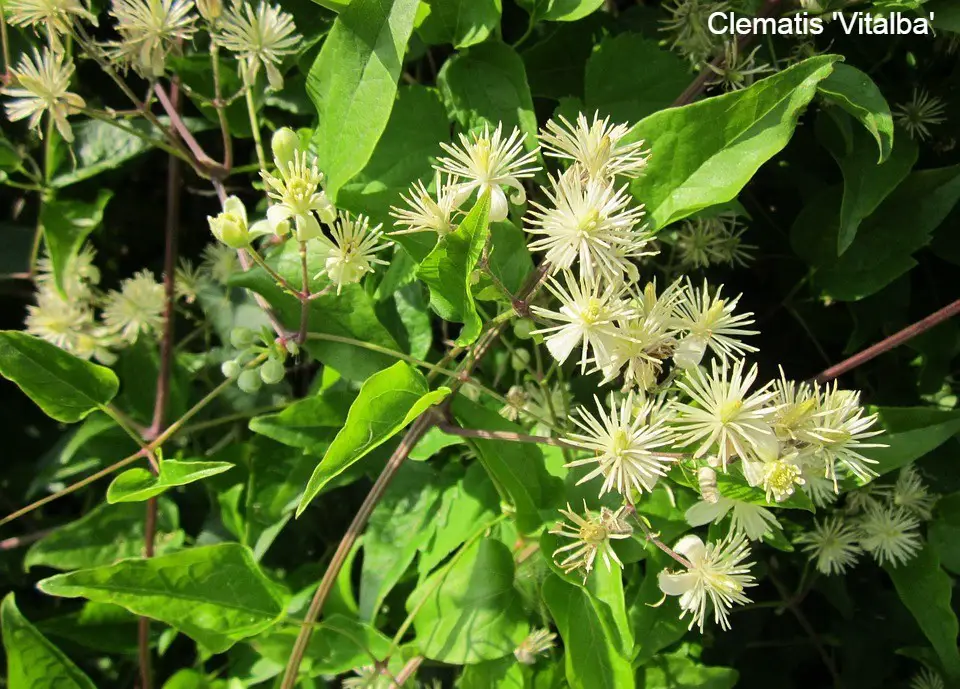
[716,471,814,512]
[585,33,689,124]
[518,0,604,21]
[37,543,288,653]
[37,602,149,655]
[297,362,450,515]
[624,55,840,229]
[307,0,420,197]
[2,594,97,689]
[452,396,563,533]
[252,614,392,677]
[408,538,529,663]
[231,240,401,380]
[418,0,502,48]
[249,391,350,451]
[460,656,526,689]
[927,0,960,32]
[0,331,119,423]
[542,573,635,689]
[359,462,444,621]
[106,460,234,503]
[929,492,960,576]
[818,63,895,163]
[792,165,960,300]
[416,193,491,347]
[641,644,739,689]
[25,499,183,571]
[818,109,917,255]
[40,190,112,296]
[886,545,960,681]
[629,550,689,665]
[861,407,960,479]
[437,41,539,157]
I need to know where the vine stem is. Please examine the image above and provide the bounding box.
[243,74,267,171]
[434,420,582,450]
[815,298,960,384]
[278,413,434,689]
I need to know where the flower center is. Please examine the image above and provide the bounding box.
[579,522,608,545]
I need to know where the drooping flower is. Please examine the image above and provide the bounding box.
[876,464,937,521]
[685,495,781,541]
[514,628,557,665]
[2,48,85,142]
[107,0,198,77]
[658,533,756,632]
[660,0,726,65]
[801,385,884,485]
[525,168,651,282]
[435,123,541,222]
[894,88,947,142]
[856,501,922,567]
[499,384,529,422]
[706,41,773,92]
[214,0,299,90]
[564,393,677,499]
[672,359,779,470]
[674,215,754,270]
[25,286,94,353]
[531,271,632,372]
[201,243,240,284]
[550,503,633,580]
[101,269,166,343]
[538,112,650,181]
[314,213,391,294]
[389,172,459,236]
[796,516,861,575]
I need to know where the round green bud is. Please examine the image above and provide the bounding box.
[230,327,255,349]
[260,357,286,384]
[513,318,535,340]
[221,360,241,378]
[209,196,249,249]
[237,369,263,393]
[510,348,531,371]
[284,339,300,356]
[271,128,300,171]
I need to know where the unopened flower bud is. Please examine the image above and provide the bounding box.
[208,196,250,248]
[510,348,531,371]
[260,357,286,384]
[271,128,299,172]
[513,318,535,340]
[196,0,222,21]
[230,327,255,349]
[238,368,263,393]
[221,360,241,378]
[284,339,299,356]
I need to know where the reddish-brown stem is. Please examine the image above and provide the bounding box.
[279,413,434,689]
[0,527,53,551]
[138,496,158,689]
[815,298,960,384]
[392,656,423,687]
[153,82,222,177]
[630,510,693,568]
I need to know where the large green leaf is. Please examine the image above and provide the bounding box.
[307,0,420,197]
[37,602,149,655]
[861,407,960,479]
[416,193,491,347]
[437,41,539,156]
[542,573,635,689]
[817,110,917,255]
[818,63,895,163]
[418,0,502,48]
[2,594,97,689]
[359,462,444,621]
[297,362,450,515]
[792,165,960,300]
[248,391,350,452]
[930,492,960,576]
[231,240,401,380]
[0,331,119,423]
[585,33,689,124]
[408,538,529,663]
[887,545,960,681]
[624,55,840,229]
[716,471,814,512]
[37,543,288,653]
[518,0,604,21]
[641,645,739,689]
[452,396,563,533]
[40,191,113,296]
[629,550,689,665]
[25,499,183,571]
[106,460,234,503]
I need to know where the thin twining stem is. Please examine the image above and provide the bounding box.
[629,509,693,569]
[815,297,960,384]
[153,82,222,175]
[0,357,264,528]
[391,656,424,688]
[297,242,310,345]
[306,332,461,380]
[434,421,581,450]
[244,247,301,296]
